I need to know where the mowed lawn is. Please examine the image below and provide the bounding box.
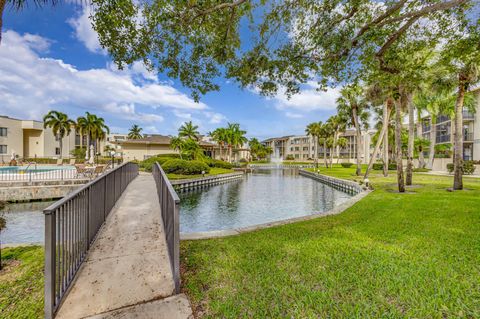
[0,245,44,318]
[181,165,480,318]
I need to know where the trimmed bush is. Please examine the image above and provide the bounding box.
[372,163,397,170]
[413,168,430,172]
[205,159,233,169]
[162,159,210,175]
[448,161,476,175]
[340,163,353,168]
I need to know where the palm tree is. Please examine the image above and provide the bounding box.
[209,128,228,160]
[76,112,109,158]
[326,115,346,165]
[305,122,321,167]
[128,124,143,139]
[318,122,333,168]
[43,111,75,159]
[170,136,184,159]
[179,121,200,141]
[337,84,370,176]
[225,123,247,163]
[336,137,348,163]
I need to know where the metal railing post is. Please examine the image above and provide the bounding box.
[44,210,56,319]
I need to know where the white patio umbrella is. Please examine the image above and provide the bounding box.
[88,145,95,164]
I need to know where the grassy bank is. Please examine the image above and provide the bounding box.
[167,167,234,180]
[181,165,480,318]
[0,245,44,318]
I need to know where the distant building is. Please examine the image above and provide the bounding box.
[262,129,375,164]
[419,89,480,161]
[0,115,78,162]
[114,134,250,162]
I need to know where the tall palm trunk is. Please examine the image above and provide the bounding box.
[427,116,437,169]
[331,131,338,166]
[323,139,328,168]
[315,136,319,168]
[416,109,425,168]
[453,78,466,190]
[352,107,362,176]
[383,98,391,177]
[365,103,391,179]
[59,135,63,159]
[0,0,5,44]
[395,94,405,193]
[406,92,414,186]
[86,134,91,160]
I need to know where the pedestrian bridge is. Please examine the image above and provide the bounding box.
[43,163,192,318]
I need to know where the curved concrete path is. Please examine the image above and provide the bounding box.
[56,173,193,319]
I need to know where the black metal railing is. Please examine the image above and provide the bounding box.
[43,162,138,319]
[464,132,474,141]
[436,134,451,143]
[152,162,180,293]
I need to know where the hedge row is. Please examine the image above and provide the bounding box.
[205,159,233,169]
[162,159,210,175]
[372,163,398,170]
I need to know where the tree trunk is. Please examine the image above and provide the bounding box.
[416,108,425,168]
[365,105,391,179]
[323,139,328,168]
[229,146,233,163]
[395,96,405,193]
[315,136,319,168]
[383,99,391,177]
[427,116,436,169]
[406,91,414,186]
[331,131,338,165]
[86,135,90,160]
[59,136,63,159]
[0,0,6,44]
[352,107,362,176]
[453,79,465,190]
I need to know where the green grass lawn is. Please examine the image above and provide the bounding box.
[0,245,44,318]
[167,167,235,180]
[181,165,480,318]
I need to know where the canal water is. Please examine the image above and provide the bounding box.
[179,169,353,233]
[1,201,53,244]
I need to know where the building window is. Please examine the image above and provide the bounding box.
[0,128,7,137]
[0,145,6,154]
[55,147,61,155]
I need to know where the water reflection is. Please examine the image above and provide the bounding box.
[179,169,352,233]
[1,201,53,244]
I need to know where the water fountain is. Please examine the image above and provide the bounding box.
[270,142,283,168]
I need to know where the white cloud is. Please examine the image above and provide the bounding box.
[204,111,227,124]
[68,6,106,54]
[0,30,207,123]
[273,82,340,112]
[285,112,303,119]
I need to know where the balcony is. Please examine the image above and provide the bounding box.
[437,115,450,123]
[464,132,474,142]
[436,135,451,143]
[422,125,431,133]
[463,111,475,120]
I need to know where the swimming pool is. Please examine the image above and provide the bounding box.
[179,169,353,233]
[0,165,75,173]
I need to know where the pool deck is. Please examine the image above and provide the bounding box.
[55,174,193,319]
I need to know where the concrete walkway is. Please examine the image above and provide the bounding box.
[56,173,193,319]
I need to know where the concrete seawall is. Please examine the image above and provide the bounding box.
[0,179,87,201]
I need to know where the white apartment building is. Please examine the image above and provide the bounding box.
[262,129,375,163]
[0,115,78,162]
[419,89,480,161]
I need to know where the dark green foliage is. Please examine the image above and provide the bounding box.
[205,159,233,169]
[372,163,397,171]
[70,147,86,159]
[340,163,353,168]
[285,155,294,161]
[447,161,476,175]
[413,168,430,173]
[162,159,210,175]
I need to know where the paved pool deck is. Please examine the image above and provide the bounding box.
[55,173,193,319]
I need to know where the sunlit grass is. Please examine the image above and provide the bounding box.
[181,165,480,318]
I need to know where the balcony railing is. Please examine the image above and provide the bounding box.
[436,135,451,143]
[463,111,475,120]
[437,115,450,123]
[464,132,474,141]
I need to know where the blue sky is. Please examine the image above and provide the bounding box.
[1,4,340,139]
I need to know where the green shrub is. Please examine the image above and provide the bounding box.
[239,158,247,163]
[340,163,353,168]
[205,159,233,169]
[139,156,171,172]
[156,153,180,159]
[372,163,397,170]
[448,161,476,175]
[413,168,430,172]
[162,159,210,175]
[285,155,294,161]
